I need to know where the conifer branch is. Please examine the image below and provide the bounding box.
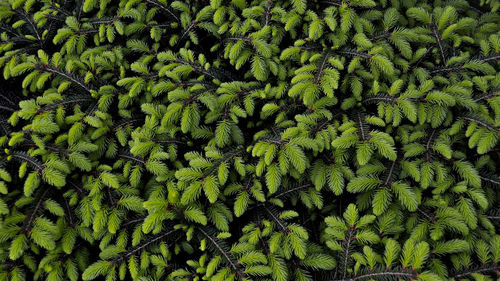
[462,117,499,132]
[0,105,16,112]
[357,113,368,141]
[37,65,95,93]
[23,187,49,232]
[273,184,311,199]
[112,228,180,263]
[362,95,397,104]
[315,51,331,84]
[119,154,146,165]
[479,54,500,62]
[473,90,499,102]
[337,50,371,59]
[453,265,500,279]
[341,228,356,280]
[197,226,245,279]
[0,1,499,280]
[143,0,180,22]
[430,24,446,64]
[12,8,42,46]
[480,176,500,187]
[40,96,94,111]
[429,65,463,74]
[383,161,396,186]
[263,205,288,232]
[10,151,44,171]
[332,270,417,281]
[424,129,436,162]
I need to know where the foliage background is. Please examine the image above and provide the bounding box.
[0,0,499,280]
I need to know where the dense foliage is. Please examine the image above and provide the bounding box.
[0,0,499,280]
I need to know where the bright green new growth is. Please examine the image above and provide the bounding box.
[0,0,499,281]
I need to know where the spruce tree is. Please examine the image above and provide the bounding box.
[0,0,499,281]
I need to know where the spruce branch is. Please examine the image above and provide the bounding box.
[143,0,180,23]
[111,228,180,264]
[452,265,500,279]
[22,187,50,233]
[331,270,417,281]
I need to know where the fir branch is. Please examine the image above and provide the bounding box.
[370,31,393,41]
[23,187,49,233]
[430,23,446,64]
[37,65,95,93]
[383,161,397,186]
[0,92,20,107]
[112,118,143,130]
[263,205,288,232]
[12,8,43,46]
[424,129,436,162]
[197,226,245,279]
[417,208,438,222]
[111,228,180,264]
[0,105,16,112]
[479,54,500,62]
[337,49,372,59]
[48,1,72,17]
[87,16,120,25]
[341,228,356,280]
[362,95,398,104]
[10,151,44,171]
[315,51,331,84]
[61,193,75,226]
[480,175,500,187]
[473,90,500,102]
[429,65,463,74]
[226,37,253,43]
[122,216,146,227]
[331,270,417,281]
[67,181,85,196]
[0,22,21,37]
[356,113,368,141]
[178,20,199,45]
[273,184,312,199]
[118,153,146,165]
[462,116,499,132]
[143,0,179,22]
[40,96,94,111]
[172,58,219,80]
[452,265,500,279]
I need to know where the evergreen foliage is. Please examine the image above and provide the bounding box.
[0,0,499,280]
